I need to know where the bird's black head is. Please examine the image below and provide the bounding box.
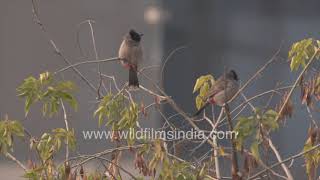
[228,70,239,81]
[129,29,143,42]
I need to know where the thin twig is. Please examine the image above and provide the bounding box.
[86,20,104,98]
[213,134,221,179]
[167,153,228,180]
[160,46,188,87]
[224,104,240,180]
[101,73,121,92]
[228,46,282,103]
[60,100,70,164]
[5,152,27,171]
[268,139,294,180]
[94,156,137,180]
[248,143,320,179]
[55,57,119,74]
[139,85,167,100]
[31,0,97,92]
[306,105,318,127]
[241,94,293,179]
[139,71,218,149]
[275,48,319,122]
[218,85,294,127]
[68,144,145,168]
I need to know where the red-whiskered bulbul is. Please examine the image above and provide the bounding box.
[118,29,143,88]
[194,70,239,116]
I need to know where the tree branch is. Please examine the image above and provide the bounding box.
[60,100,70,164]
[5,152,27,172]
[275,48,319,122]
[54,57,119,74]
[31,0,97,92]
[249,143,320,179]
[224,104,241,179]
[268,139,293,180]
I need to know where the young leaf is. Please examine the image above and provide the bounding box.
[250,141,260,161]
[193,75,214,93]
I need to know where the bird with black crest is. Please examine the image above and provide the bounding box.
[194,70,239,116]
[118,29,143,89]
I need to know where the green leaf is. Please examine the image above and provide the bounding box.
[11,121,25,137]
[199,82,210,97]
[195,96,204,110]
[23,170,40,180]
[52,128,67,134]
[17,72,78,117]
[288,38,318,71]
[39,71,52,84]
[234,116,257,150]
[261,110,279,130]
[0,120,25,153]
[25,96,33,117]
[193,75,214,93]
[250,141,260,161]
[193,74,215,111]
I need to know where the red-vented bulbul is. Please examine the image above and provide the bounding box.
[194,70,239,116]
[118,29,143,88]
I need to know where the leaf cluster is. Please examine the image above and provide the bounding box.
[234,109,279,161]
[94,93,139,130]
[193,75,215,110]
[289,38,320,71]
[17,72,78,116]
[303,127,320,179]
[0,119,24,154]
[33,128,76,162]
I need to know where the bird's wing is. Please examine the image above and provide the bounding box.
[129,45,142,66]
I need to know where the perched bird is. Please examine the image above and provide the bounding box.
[194,70,239,116]
[118,29,143,88]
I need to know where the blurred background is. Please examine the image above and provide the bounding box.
[1,0,320,179]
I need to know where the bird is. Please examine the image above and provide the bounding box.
[194,70,239,116]
[118,29,143,88]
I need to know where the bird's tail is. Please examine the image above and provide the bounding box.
[193,102,209,117]
[129,68,139,87]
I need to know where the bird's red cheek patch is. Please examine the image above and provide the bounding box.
[122,63,131,69]
[121,61,137,70]
[120,60,131,69]
[209,97,215,104]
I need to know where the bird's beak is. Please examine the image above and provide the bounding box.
[139,33,144,37]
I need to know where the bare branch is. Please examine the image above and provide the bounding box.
[94,156,138,180]
[241,93,293,179]
[249,143,320,179]
[5,152,27,172]
[275,48,319,122]
[224,104,240,179]
[268,139,294,180]
[160,46,188,87]
[55,57,119,74]
[86,20,104,98]
[68,144,145,168]
[31,0,97,92]
[60,100,70,164]
[228,46,282,103]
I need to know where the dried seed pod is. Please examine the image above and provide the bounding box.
[276,91,294,121]
[243,152,258,177]
[80,165,84,178]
